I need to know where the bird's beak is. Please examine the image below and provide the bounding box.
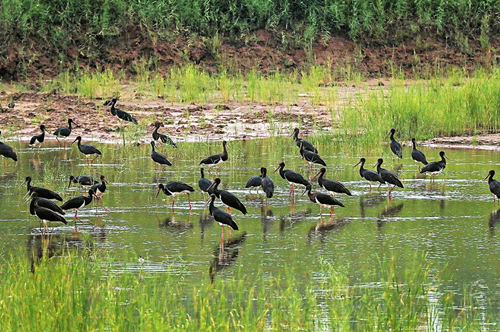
[155,187,161,198]
[353,161,361,168]
[23,196,31,203]
[445,154,451,161]
[206,181,216,192]
[71,138,78,144]
[484,173,491,181]
[273,165,281,173]
[67,180,72,190]
[373,161,380,169]
[311,170,321,181]
[103,177,110,184]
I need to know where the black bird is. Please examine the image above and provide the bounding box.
[299,143,327,171]
[208,194,239,243]
[199,167,214,195]
[68,175,96,190]
[273,161,311,197]
[91,175,109,212]
[411,138,428,169]
[420,151,448,178]
[305,185,345,215]
[374,158,404,195]
[292,128,318,153]
[106,97,138,124]
[24,176,63,201]
[245,173,262,193]
[156,182,195,210]
[28,192,65,216]
[0,132,17,161]
[61,189,95,229]
[30,196,67,233]
[150,141,172,166]
[53,119,76,141]
[72,136,102,165]
[29,125,46,146]
[312,167,352,196]
[207,178,247,215]
[353,158,385,191]
[260,167,275,200]
[152,123,177,148]
[389,128,403,159]
[199,141,228,170]
[484,170,500,203]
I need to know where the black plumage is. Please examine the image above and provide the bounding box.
[61,189,95,220]
[208,194,239,231]
[375,158,404,194]
[292,128,318,153]
[107,97,138,124]
[0,137,17,161]
[150,141,172,166]
[245,175,262,191]
[73,136,102,165]
[152,123,177,148]
[29,192,65,216]
[68,175,96,190]
[29,125,46,146]
[200,141,228,167]
[25,176,63,201]
[305,185,344,215]
[207,178,247,215]
[485,170,500,202]
[199,168,214,195]
[260,167,275,199]
[53,119,75,140]
[91,175,109,212]
[420,151,447,177]
[354,158,385,191]
[156,182,195,210]
[411,138,428,168]
[31,199,67,233]
[313,167,351,196]
[389,128,403,159]
[299,143,327,170]
[274,161,311,196]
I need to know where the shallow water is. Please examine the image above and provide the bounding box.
[1,137,500,312]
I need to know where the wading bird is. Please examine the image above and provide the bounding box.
[106,97,138,124]
[389,128,402,159]
[274,161,311,198]
[0,131,17,161]
[150,141,172,167]
[199,141,228,171]
[207,178,247,215]
[411,138,428,170]
[299,143,326,171]
[485,170,500,203]
[29,193,67,233]
[152,123,177,148]
[73,136,102,165]
[156,181,195,211]
[24,176,62,201]
[29,125,46,147]
[53,119,76,142]
[61,189,95,231]
[291,128,317,153]
[260,167,275,201]
[353,158,385,191]
[208,193,239,245]
[91,175,109,212]
[305,185,344,215]
[420,151,448,179]
[198,168,214,196]
[374,158,404,195]
[312,167,351,196]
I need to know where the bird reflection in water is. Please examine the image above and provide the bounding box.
[279,207,312,232]
[359,194,386,218]
[489,209,500,232]
[157,214,193,231]
[307,216,349,244]
[199,209,214,242]
[260,205,274,240]
[376,201,404,228]
[209,232,247,283]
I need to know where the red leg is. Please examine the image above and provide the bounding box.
[227,207,231,215]
[188,194,192,211]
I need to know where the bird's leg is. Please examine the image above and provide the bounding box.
[96,199,110,213]
[227,206,231,215]
[90,155,100,164]
[330,207,334,215]
[220,225,225,248]
[74,210,80,220]
[188,194,192,211]
[369,183,372,192]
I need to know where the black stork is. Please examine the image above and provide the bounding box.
[53,119,76,142]
[206,178,247,215]
[156,182,195,211]
[485,170,500,203]
[245,172,262,193]
[353,158,385,191]
[420,151,448,179]
[199,141,228,171]
[299,143,327,171]
[305,184,345,215]
[72,136,102,165]
[60,189,95,231]
[150,141,172,167]
[208,194,239,244]
[91,175,109,212]
[24,176,63,201]
[106,97,138,124]
[0,132,17,161]
[29,125,46,147]
[260,167,275,200]
[312,167,352,196]
[411,138,428,170]
[199,167,214,196]
[374,158,404,195]
[274,161,311,198]
[68,175,96,190]
[152,123,177,148]
[389,128,403,159]
[29,193,67,233]
[291,128,318,153]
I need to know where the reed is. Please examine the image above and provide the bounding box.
[0,250,494,331]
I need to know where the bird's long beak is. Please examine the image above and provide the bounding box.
[71,138,78,144]
[206,181,216,192]
[103,177,110,184]
[311,170,322,181]
[373,161,379,169]
[67,179,72,190]
[445,154,451,161]
[23,195,31,203]
[353,161,361,168]
[273,165,281,173]
[484,173,491,181]
[155,187,161,198]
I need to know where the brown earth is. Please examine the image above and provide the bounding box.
[1,31,500,146]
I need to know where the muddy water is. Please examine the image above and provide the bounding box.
[1,137,500,310]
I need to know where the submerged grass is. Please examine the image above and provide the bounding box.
[0,250,494,331]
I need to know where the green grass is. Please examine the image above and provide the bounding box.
[0,250,493,331]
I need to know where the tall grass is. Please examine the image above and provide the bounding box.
[0,250,494,331]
